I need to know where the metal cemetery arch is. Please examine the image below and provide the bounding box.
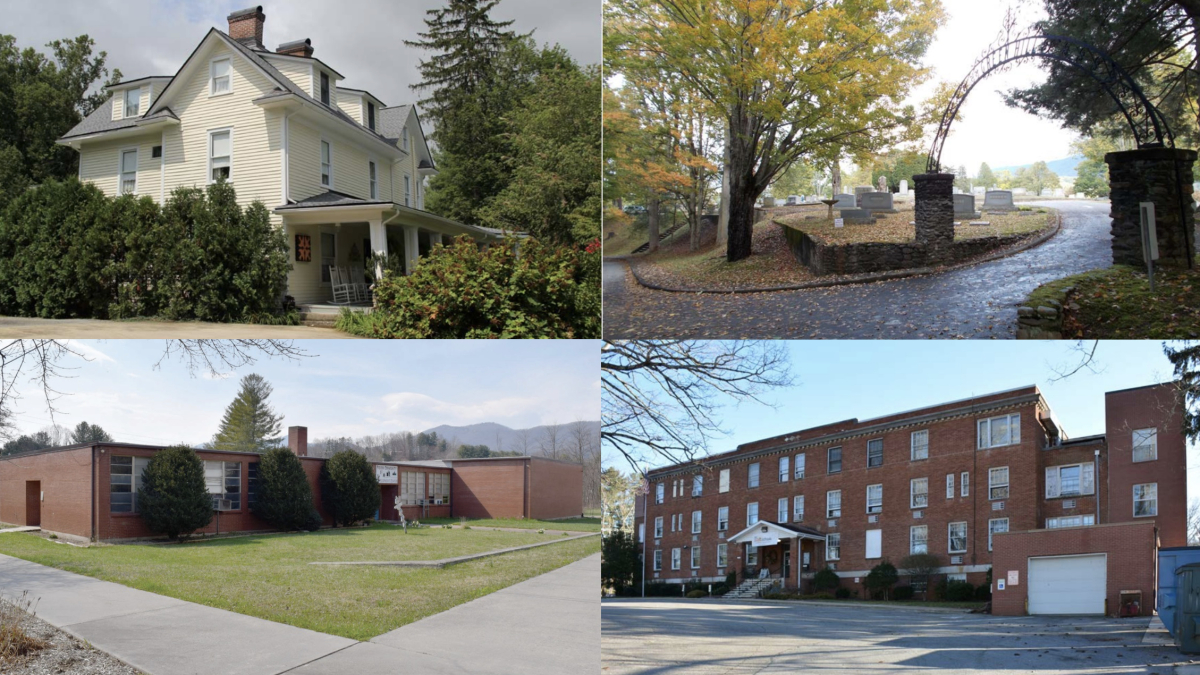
[927,33,1174,174]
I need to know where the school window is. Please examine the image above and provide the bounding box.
[320,71,330,105]
[109,456,150,513]
[691,546,701,569]
[204,461,241,510]
[120,149,138,194]
[988,518,1008,551]
[910,525,928,554]
[124,87,141,117]
[691,510,702,534]
[748,463,760,488]
[747,545,758,566]
[978,413,1021,449]
[210,57,231,95]
[777,497,788,523]
[653,550,662,571]
[946,473,954,499]
[826,533,840,560]
[910,477,928,508]
[717,506,728,531]
[779,456,789,482]
[794,453,806,479]
[793,495,804,522]
[911,429,928,460]
[429,473,450,504]
[247,462,259,507]
[746,502,759,526]
[866,484,882,514]
[826,490,841,519]
[1045,463,1094,498]
[1133,428,1158,462]
[867,439,883,467]
[1133,483,1158,517]
[692,474,703,496]
[656,483,664,504]
[321,140,332,187]
[988,466,1009,500]
[827,447,842,474]
[671,480,677,498]
[1046,515,1095,529]
[368,161,378,199]
[718,469,730,493]
[653,516,663,538]
[717,543,728,568]
[960,471,969,497]
[638,523,644,543]
[948,522,967,553]
[671,548,681,570]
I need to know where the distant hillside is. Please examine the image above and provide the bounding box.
[422,421,600,454]
[994,156,1082,178]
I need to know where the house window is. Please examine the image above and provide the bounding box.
[910,477,928,508]
[320,71,330,105]
[793,496,804,522]
[210,57,232,95]
[717,543,728,568]
[120,149,138,195]
[910,525,928,554]
[948,522,967,553]
[960,471,969,497]
[747,545,758,566]
[1133,483,1158,517]
[110,455,150,513]
[404,174,412,206]
[655,483,664,504]
[794,453,805,479]
[320,232,336,283]
[1133,428,1158,462]
[399,471,424,505]
[1047,515,1095,529]
[746,502,759,526]
[152,145,162,158]
[826,490,841,519]
[1045,463,1094,498]
[867,439,883,467]
[671,548,681,570]
[777,497,788,523]
[367,101,376,131]
[865,529,882,559]
[691,510,702,533]
[692,474,703,497]
[988,518,1008,551]
[978,413,1021,449]
[866,484,883,514]
[204,461,241,510]
[718,469,729,493]
[911,430,928,460]
[209,130,231,183]
[402,126,409,151]
[369,161,378,200]
[748,463,760,488]
[827,447,842,474]
[826,533,840,560]
[124,87,141,117]
[321,140,332,187]
[946,473,954,499]
[988,467,1009,500]
[717,506,728,531]
[653,516,663,538]
[653,550,662,571]
[779,456,789,482]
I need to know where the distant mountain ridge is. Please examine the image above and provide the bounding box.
[422,421,600,453]
[994,156,1082,178]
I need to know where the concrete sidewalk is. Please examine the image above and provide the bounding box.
[0,552,598,674]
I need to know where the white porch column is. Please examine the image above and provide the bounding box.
[432,232,444,247]
[403,225,420,276]
[368,218,386,282]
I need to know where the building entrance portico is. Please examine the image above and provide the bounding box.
[726,521,827,591]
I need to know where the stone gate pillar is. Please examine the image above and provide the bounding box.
[913,173,955,249]
[1105,147,1197,270]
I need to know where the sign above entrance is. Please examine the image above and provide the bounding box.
[751,527,780,547]
[376,466,398,484]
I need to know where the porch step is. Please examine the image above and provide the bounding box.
[299,312,340,328]
[723,576,780,599]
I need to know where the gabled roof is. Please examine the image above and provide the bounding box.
[104,75,173,91]
[60,105,179,140]
[275,190,391,210]
[726,520,827,545]
[379,105,436,169]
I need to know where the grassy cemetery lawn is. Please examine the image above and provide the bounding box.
[0,525,598,641]
[423,516,601,532]
[776,206,1055,245]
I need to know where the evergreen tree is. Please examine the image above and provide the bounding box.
[252,447,322,531]
[71,421,112,444]
[138,445,213,540]
[213,374,283,453]
[977,162,996,189]
[319,450,380,526]
[601,529,642,596]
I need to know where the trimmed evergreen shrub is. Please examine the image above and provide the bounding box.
[865,561,900,600]
[685,589,708,598]
[893,586,915,601]
[138,446,213,540]
[834,587,852,599]
[813,565,840,591]
[975,583,992,601]
[945,580,976,602]
[252,447,322,531]
[319,450,380,526]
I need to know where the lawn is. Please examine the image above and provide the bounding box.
[776,207,1054,245]
[0,525,598,641]
[423,516,601,532]
[634,218,817,290]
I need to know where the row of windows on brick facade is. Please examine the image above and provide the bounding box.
[655,422,1159,503]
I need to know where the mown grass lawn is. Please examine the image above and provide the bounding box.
[777,207,1054,245]
[423,516,601,532]
[0,525,598,641]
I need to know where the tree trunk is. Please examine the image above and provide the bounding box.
[647,196,660,253]
[727,172,758,262]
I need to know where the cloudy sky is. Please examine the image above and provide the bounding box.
[7,0,600,110]
[2,340,600,447]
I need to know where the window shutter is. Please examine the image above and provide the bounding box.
[1081,463,1094,495]
[1045,466,1060,498]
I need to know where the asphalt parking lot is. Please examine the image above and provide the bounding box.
[601,598,1190,674]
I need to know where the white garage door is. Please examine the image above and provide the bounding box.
[1028,554,1107,615]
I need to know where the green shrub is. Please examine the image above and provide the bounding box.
[945,580,976,602]
[803,592,835,600]
[685,589,708,598]
[893,586,915,601]
[337,235,600,338]
[865,561,900,600]
[975,583,992,601]
[251,447,322,531]
[319,450,380,526]
[725,570,738,588]
[711,584,729,596]
[138,446,213,540]
[813,566,841,591]
[643,582,678,597]
[834,587,852,599]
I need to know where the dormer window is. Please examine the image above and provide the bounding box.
[210,58,232,96]
[320,72,330,106]
[402,127,409,151]
[124,88,141,117]
[367,102,375,131]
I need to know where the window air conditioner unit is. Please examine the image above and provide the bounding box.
[827,520,837,528]
[1063,499,1077,509]
[912,510,924,519]
[951,555,963,565]
[213,498,232,511]
[992,501,1005,511]
[868,515,878,523]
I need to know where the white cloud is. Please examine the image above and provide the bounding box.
[377,392,541,429]
[62,340,115,364]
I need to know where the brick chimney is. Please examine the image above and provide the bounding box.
[227,6,266,49]
[288,426,308,457]
[276,38,313,58]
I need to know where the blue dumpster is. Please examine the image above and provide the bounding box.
[1160,546,1200,638]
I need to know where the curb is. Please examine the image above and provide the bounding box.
[309,532,598,568]
[623,216,1062,295]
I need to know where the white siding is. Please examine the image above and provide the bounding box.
[111,96,122,121]
[336,90,362,124]
[334,141,369,201]
[268,57,312,98]
[289,120,323,201]
[79,137,129,195]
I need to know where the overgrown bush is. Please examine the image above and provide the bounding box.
[975,583,992,601]
[138,446,213,540]
[866,561,899,600]
[813,565,840,591]
[944,580,976,602]
[711,584,729,596]
[319,450,380,526]
[252,447,322,531]
[893,586,915,601]
[643,582,678,597]
[725,570,738,588]
[834,587,852,599]
[337,235,600,338]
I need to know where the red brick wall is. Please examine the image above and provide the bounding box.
[528,458,583,520]
[374,465,453,521]
[0,446,94,539]
[990,521,1158,616]
[450,459,528,518]
[1037,438,1106,528]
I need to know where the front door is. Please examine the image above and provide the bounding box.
[25,481,40,527]
[783,550,791,582]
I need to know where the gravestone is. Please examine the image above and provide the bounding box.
[858,191,897,214]
[953,193,980,219]
[762,196,775,207]
[877,175,888,193]
[838,208,877,224]
[1011,187,1027,195]
[899,180,909,195]
[982,190,1017,212]
[972,186,985,194]
[787,195,800,205]
[854,185,873,197]
[1053,188,1065,198]
[833,193,856,209]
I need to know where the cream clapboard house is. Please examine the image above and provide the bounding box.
[57,6,509,306]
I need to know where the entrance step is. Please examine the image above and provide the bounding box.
[724,576,781,599]
[0,526,40,534]
[299,312,340,328]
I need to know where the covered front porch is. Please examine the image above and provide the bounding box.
[726,521,827,591]
[275,192,515,306]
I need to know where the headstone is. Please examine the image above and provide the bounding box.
[1074,193,1085,199]
[877,175,888,193]
[857,191,897,214]
[1053,188,1065,198]
[762,196,775,207]
[833,193,856,208]
[838,208,876,224]
[1011,187,1027,195]
[854,185,873,197]
[787,195,800,206]
[953,193,981,219]
[899,180,909,195]
[982,190,1017,212]
[972,186,986,194]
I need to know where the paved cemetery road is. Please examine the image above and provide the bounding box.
[603,200,1113,339]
